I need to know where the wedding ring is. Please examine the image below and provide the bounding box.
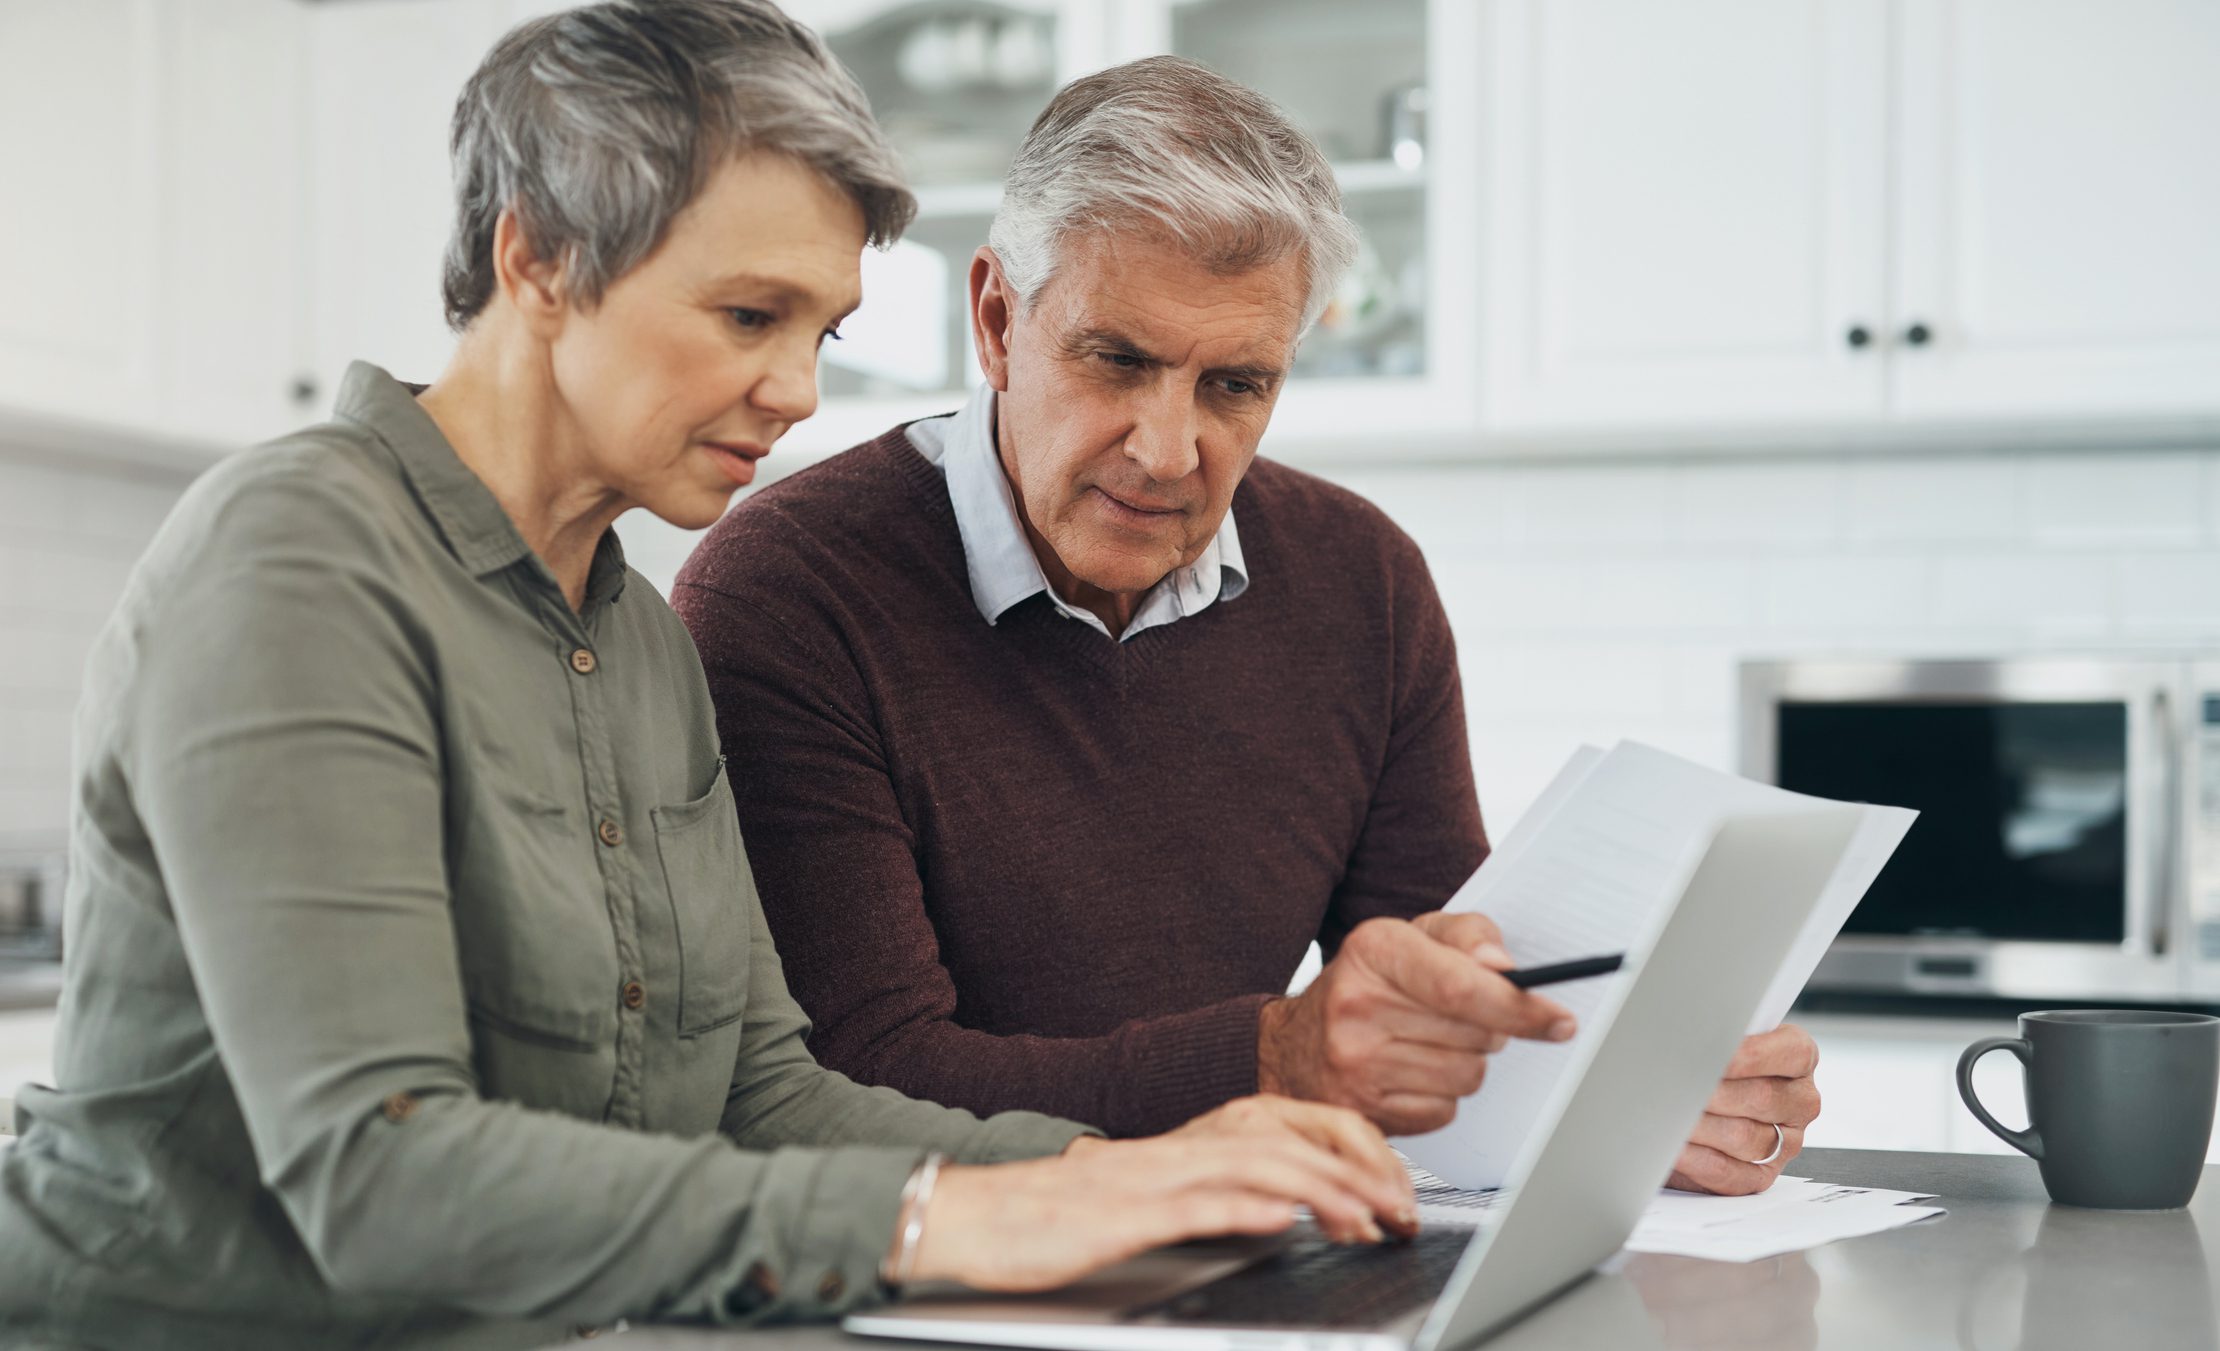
[1750,1122,1787,1167]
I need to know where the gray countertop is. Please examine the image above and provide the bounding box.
[0,959,63,1013]
[0,1145,2204,1347]
[583,1148,2219,1351]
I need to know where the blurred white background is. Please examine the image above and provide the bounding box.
[4,0,2219,1144]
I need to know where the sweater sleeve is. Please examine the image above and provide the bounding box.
[1314,530,1491,960]
[674,578,1270,1140]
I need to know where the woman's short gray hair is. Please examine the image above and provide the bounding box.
[987,56,1358,334]
[441,0,914,331]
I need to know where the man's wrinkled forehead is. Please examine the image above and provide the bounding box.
[1034,234,1306,372]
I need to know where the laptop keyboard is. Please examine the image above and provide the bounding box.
[1125,1228,1473,1330]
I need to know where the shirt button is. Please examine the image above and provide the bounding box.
[596,819,624,848]
[743,1261,781,1301]
[817,1270,846,1303]
[621,981,646,1011]
[569,648,598,675]
[381,1092,419,1124]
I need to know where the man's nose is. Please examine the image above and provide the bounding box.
[1124,385,1201,482]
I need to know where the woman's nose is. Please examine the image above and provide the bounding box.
[749,342,821,425]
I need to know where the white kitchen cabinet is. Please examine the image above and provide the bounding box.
[1479,0,1892,431]
[10,1,2215,465]
[1479,0,2220,439]
[1888,0,2220,421]
[1163,0,1484,445]
[0,1,165,432]
[775,0,1106,453]
[779,0,1482,456]
[0,0,312,452]
[161,0,315,443]
[303,0,515,404]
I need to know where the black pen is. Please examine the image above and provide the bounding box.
[1501,953,1625,989]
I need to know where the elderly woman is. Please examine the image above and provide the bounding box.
[0,4,1414,1347]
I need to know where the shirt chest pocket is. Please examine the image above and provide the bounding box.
[451,790,620,1053]
[650,758,754,1037]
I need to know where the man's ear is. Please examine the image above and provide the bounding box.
[969,247,1016,392]
[493,208,569,339]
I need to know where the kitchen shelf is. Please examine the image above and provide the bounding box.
[911,180,1006,218]
[910,158,1424,221]
[1331,158,1428,194]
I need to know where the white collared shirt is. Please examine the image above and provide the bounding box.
[905,384,1249,642]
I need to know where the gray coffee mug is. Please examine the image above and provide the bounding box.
[1958,1009,2220,1209]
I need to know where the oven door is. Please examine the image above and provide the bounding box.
[1741,659,2188,1002]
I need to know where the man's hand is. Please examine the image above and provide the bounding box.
[1665,1025,1822,1195]
[1256,913,1577,1135]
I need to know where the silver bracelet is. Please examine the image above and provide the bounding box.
[883,1151,945,1288]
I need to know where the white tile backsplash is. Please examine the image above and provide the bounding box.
[1324,447,2220,827]
[8,440,2220,849]
[2026,453,2205,549]
[2114,551,2220,636]
[1432,558,1590,632]
[0,784,68,838]
[0,625,94,697]
[0,708,74,778]
[1587,558,1756,632]
[0,463,74,534]
[0,453,190,838]
[1753,554,1935,632]
[2203,451,2220,545]
[1929,552,2113,638]
[1508,465,1681,551]
[1844,457,2025,545]
[1671,461,1849,549]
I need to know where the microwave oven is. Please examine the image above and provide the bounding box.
[1740,658,2220,1005]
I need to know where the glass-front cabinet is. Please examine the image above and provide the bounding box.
[781,0,1478,457]
[1166,0,1430,384]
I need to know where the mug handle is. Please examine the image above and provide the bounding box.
[1957,1037,2044,1160]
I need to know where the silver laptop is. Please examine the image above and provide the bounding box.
[843,807,1861,1351]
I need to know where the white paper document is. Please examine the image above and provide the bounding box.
[1395,741,1917,1189]
[1406,1161,1945,1264]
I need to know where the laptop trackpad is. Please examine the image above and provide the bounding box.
[863,1234,1287,1325]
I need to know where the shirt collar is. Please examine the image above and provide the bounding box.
[334,360,628,603]
[910,384,1247,640]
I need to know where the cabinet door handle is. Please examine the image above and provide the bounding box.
[2150,686,2179,958]
[1845,323,1872,350]
[1901,321,1933,347]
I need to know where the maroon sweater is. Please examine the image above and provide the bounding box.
[672,430,1488,1137]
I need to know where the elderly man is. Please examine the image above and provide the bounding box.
[673,57,1819,1194]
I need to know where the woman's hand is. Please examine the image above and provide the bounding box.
[1157,1093,1418,1234]
[908,1095,1417,1292]
[1664,1026,1822,1196]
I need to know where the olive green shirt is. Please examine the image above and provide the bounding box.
[0,363,1090,1350]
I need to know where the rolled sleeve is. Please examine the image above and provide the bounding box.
[751,1146,920,1321]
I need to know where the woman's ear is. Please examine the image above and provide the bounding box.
[968,247,1016,392]
[492,209,569,338]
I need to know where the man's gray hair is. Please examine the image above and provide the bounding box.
[441,0,913,331]
[988,56,1358,334]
